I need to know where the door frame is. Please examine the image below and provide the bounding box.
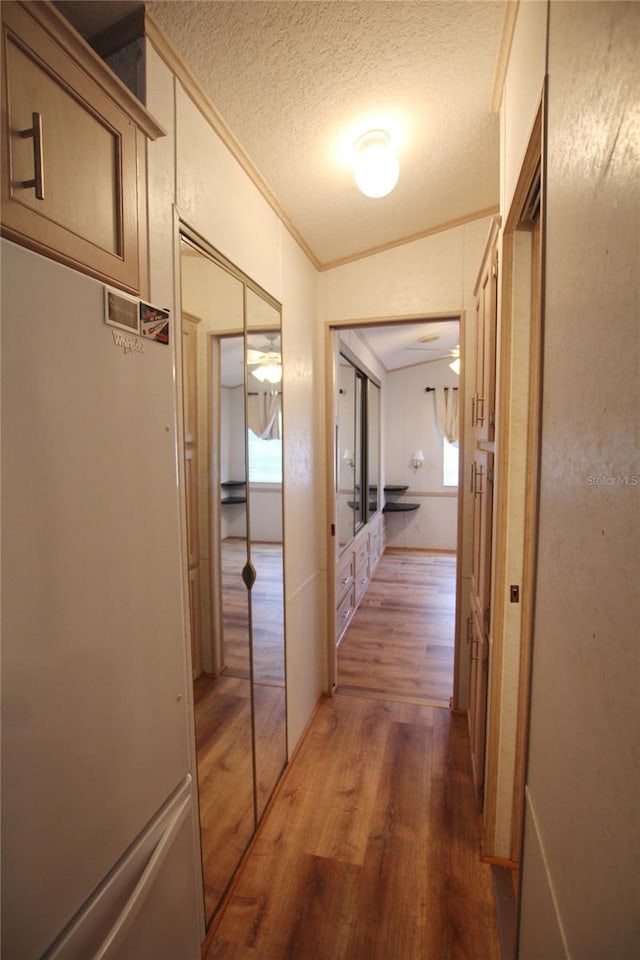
[324,312,464,700]
[483,92,546,865]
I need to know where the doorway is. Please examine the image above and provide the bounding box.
[327,316,462,707]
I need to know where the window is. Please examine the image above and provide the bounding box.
[443,438,459,487]
[248,427,282,484]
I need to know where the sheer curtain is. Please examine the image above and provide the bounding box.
[247,392,281,440]
[434,386,459,445]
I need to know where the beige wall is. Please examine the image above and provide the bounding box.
[519,2,640,956]
[500,0,547,217]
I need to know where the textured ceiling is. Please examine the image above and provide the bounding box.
[56,0,504,267]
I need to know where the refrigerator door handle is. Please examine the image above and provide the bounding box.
[90,793,192,960]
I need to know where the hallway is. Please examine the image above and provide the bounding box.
[205,549,499,959]
[205,694,499,959]
[337,549,456,705]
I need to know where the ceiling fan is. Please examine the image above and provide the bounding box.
[246,335,282,383]
[407,343,460,363]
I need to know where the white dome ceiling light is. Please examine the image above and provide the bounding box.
[353,130,399,199]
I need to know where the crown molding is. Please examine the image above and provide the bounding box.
[142,10,322,271]
[320,206,500,273]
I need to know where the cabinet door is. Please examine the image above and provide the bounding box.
[470,449,494,629]
[1,2,143,293]
[472,242,498,441]
[468,604,489,803]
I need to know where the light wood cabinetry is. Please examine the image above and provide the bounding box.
[472,220,500,441]
[335,512,384,645]
[467,216,500,805]
[182,315,201,678]
[1,1,164,295]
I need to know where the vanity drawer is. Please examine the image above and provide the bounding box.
[336,583,355,644]
[354,549,370,605]
[336,549,355,601]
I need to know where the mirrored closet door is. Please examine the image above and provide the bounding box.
[179,232,287,929]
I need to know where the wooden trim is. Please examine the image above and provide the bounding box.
[142,11,321,271]
[136,127,149,301]
[510,114,545,863]
[19,1,165,140]
[327,311,461,329]
[490,0,520,114]
[320,206,500,272]
[504,98,544,235]
[483,93,544,858]
[483,229,511,854]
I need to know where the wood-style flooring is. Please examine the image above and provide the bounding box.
[202,548,499,959]
[194,539,287,922]
[338,549,456,705]
[205,693,500,960]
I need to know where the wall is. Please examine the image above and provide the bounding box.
[384,356,459,551]
[519,3,640,956]
[145,44,324,753]
[322,216,493,707]
[500,0,547,218]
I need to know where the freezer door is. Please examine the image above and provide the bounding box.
[1,242,196,956]
[44,778,201,960]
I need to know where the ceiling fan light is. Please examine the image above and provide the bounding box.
[252,363,282,384]
[354,130,399,199]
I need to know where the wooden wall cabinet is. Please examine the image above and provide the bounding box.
[467,447,494,803]
[472,220,500,442]
[336,512,384,645]
[1,1,165,295]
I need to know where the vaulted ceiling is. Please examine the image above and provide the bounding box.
[56,1,505,269]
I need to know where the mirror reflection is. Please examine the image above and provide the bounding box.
[337,355,356,547]
[179,237,287,928]
[368,382,380,515]
[336,346,381,551]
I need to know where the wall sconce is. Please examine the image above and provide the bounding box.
[449,357,460,376]
[343,449,355,468]
[354,130,399,199]
[411,449,425,470]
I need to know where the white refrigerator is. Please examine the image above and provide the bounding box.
[1,240,202,960]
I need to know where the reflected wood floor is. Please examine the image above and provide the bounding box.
[206,694,500,960]
[221,538,285,683]
[338,549,456,705]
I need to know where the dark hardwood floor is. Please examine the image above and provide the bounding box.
[338,548,456,705]
[202,547,499,959]
[205,694,500,959]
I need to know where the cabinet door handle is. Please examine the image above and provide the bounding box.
[20,112,45,200]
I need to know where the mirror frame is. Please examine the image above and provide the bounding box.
[178,224,287,931]
[337,342,381,551]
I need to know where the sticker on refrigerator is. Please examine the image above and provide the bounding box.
[104,287,140,333]
[140,303,170,345]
